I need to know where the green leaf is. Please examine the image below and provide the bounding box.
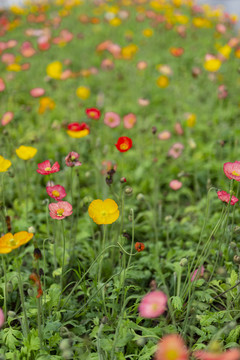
[171,296,183,310]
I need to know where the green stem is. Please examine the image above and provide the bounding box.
[98,225,107,283]
[61,221,66,295]
[2,256,7,320]
[37,297,43,350]
[24,161,29,222]
[17,265,29,337]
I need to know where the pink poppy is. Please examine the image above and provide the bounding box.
[138,98,150,106]
[169,180,182,190]
[21,63,31,71]
[223,161,240,181]
[168,143,184,159]
[30,88,45,98]
[65,151,82,167]
[1,53,15,65]
[49,201,73,220]
[46,185,66,201]
[137,61,148,70]
[1,112,14,126]
[60,29,73,43]
[20,41,36,57]
[0,78,5,92]
[123,113,137,129]
[217,190,239,205]
[0,308,4,328]
[174,122,184,135]
[218,85,228,99]
[7,40,17,48]
[216,24,226,34]
[60,70,72,80]
[139,291,168,318]
[104,112,121,128]
[37,160,60,175]
[158,131,171,140]
[228,37,239,48]
[191,265,205,282]
[155,334,189,360]
[108,43,121,58]
[194,348,240,360]
[101,58,114,70]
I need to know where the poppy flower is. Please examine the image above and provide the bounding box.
[0,231,33,254]
[185,113,196,127]
[37,160,60,175]
[0,155,12,172]
[1,112,14,126]
[49,201,73,220]
[170,47,184,57]
[46,61,62,79]
[194,348,240,360]
[29,273,43,299]
[123,113,137,129]
[86,108,101,120]
[204,58,221,72]
[0,78,5,92]
[46,185,66,201]
[65,151,82,167]
[115,137,132,152]
[217,190,239,205]
[88,199,119,225]
[38,97,55,114]
[158,131,171,140]
[67,122,90,138]
[135,242,145,252]
[16,145,37,160]
[155,334,189,360]
[76,86,90,100]
[168,143,184,159]
[157,75,169,88]
[139,291,168,318]
[223,161,240,181]
[191,265,205,282]
[169,180,182,190]
[30,88,45,98]
[104,112,121,128]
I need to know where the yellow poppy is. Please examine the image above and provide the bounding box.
[156,75,169,88]
[16,146,37,160]
[38,97,56,114]
[88,199,119,225]
[109,18,122,26]
[7,64,21,72]
[186,113,196,127]
[204,58,221,72]
[0,231,33,254]
[67,129,90,138]
[0,156,12,172]
[76,86,90,100]
[46,61,62,79]
[142,28,154,37]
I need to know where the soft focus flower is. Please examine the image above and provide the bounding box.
[76,86,90,100]
[217,190,239,205]
[65,151,82,167]
[192,67,201,78]
[169,180,182,190]
[191,265,205,282]
[7,63,21,72]
[194,348,240,360]
[46,185,66,201]
[123,113,137,129]
[204,58,221,72]
[174,122,184,135]
[168,143,184,159]
[138,98,150,106]
[101,58,114,70]
[46,61,62,79]
[1,112,14,126]
[86,108,101,120]
[88,199,119,225]
[104,112,121,128]
[185,113,196,127]
[0,308,4,328]
[223,161,240,181]
[0,78,5,92]
[16,145,37,160]
[158,131,171,140]
[155,334,189,360]
[30,87,45,98]
[0,155,12,172]
[139,291,168,318]
[115,136,132,152]
[170,47,184,57]
[0,231,33,254]
[157,75,169,88]
[142,28,154,37]
[38,97,55,114]
[135,242,145,252]
[67,122,90,138]
[137,61,148,70]
[218,85,228,99]
[37,160,60,175]
[122,44,138,59]
[49,201,73,220]
[157,64,173,76]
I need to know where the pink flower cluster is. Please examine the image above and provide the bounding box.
[104,112,137,129]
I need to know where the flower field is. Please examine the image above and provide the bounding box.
[1,0,240,358]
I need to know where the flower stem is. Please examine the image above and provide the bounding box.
[17,264,29,337]
[2,256,7,319]
[98,225,107,283]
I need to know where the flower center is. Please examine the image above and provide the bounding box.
[71,156,76,161]
[120,143,128,150]
[45,167,52,171]
[232,170,240,176]
[101,210,107,217]
[89,111,96,117]
[166,350,179,360]
[52,190,60,197]
[9,237,16,246]
[151,303,158,311]
[57,208,64,216]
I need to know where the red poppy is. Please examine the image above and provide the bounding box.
[86,108,101,120]
[115,136,132,152]
[135,242,145,252]
[29,273,43,298]
[170,47,184,57]
[37,160,60,175]
[67,122,90,138]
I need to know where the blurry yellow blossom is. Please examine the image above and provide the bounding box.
[46,61,62,79]
[7,64,21,72]
[142,28,154,37]
[16,146,37,160]
[10,5,25,14]
[185,113,196,127]
[218,45,232,59]
[192,17,211,28]
[76,86,90,100]
[156,75,169,88]
[109,18,122,26]
[204,58,221,72]
[122,44,138,59]
[39,97,56,114]
[0,156,12,172]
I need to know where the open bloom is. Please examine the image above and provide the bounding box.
[115,136,132,152]
[67,122,90,138]
[194,348,240,360]
[65,151,82,167]
[139,291,168,318]
[168,143,184,159]
[135,242,145,252]
[46,61,62,79]
[76,86,90,100]
[191,265,205,282]
[16,145,37,160]
[223,161,240,181]
[1,111,14,126]
[30,87,45,98]
[123,113,137,129]
[169,180,182,190]
[104,112,121,128]
[170,47,184,57]
[217,190,239,205]
[37,160,60,175]
[38,97,55,114]
[0,231,33,254]
[86,108,101,120]
[0,155,12,172]
[46,185,66,201]
[204,58,221,72]
[88,199,119,225]
[155,334,189,360]
[49,201,72,220]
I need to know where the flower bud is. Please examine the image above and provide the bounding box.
[62,350,73,360]
[180,258,188,267]
[137,193,145,201]
[152,126,157,134]
[28,288,35,297]
[7,311,16,318]
[33,248,42,260]
[233,255,240,264]
[101,316,108,324]
[165,215,172,223]
[7,281,13,293]
[28,226,35,234]
[230,241,237,249]
[125,186,133,196]
[120,177,127,183]
[60,339,70,351]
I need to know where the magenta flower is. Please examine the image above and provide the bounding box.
[123,113,137,129]
[223,161,240,181]
[65,151,82,167]
[194,348,240,360]
[217,190,239,205]
[168,142,184,159]
[46,185,67,201]
[0,308,4,328]
[49,201,72,220]
[191,265,205,282]
[138,291,167,318]
[37,160,60,175]
[104,112,121,128]
[169,180,182,190]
